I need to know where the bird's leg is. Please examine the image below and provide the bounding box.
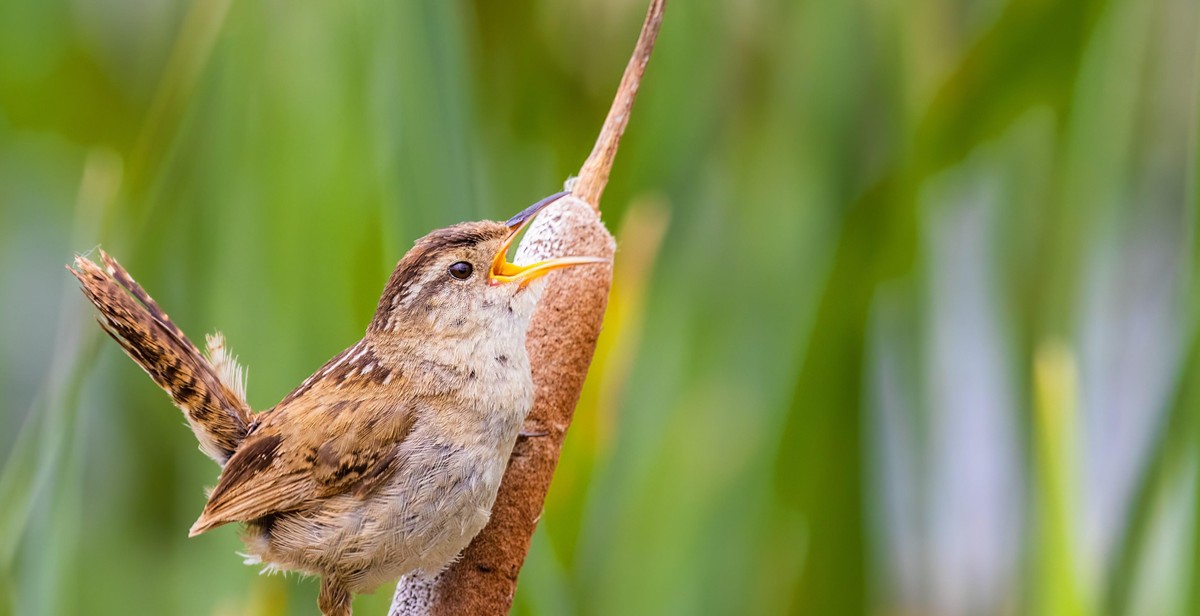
[318,577,352,616]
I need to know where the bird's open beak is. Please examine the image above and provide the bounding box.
[489,191,608,286]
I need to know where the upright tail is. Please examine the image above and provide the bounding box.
[69,250,252,465]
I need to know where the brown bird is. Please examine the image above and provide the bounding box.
[69,192,606,616]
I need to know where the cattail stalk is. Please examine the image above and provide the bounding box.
[390,1,665,613]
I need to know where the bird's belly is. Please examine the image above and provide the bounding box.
[242,436,516,593]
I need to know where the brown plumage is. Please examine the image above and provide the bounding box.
[69,251,251,464]
[70,194,606,616]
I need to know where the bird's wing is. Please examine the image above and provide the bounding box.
[188,360,417,536]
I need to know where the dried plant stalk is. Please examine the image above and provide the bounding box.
[390,1,665,613]
[572,0,667,208]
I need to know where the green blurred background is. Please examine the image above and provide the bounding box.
[2,0,1198,614]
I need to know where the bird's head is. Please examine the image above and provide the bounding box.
[369,192,606,337]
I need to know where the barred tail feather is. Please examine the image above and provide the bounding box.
[69,250,252,465]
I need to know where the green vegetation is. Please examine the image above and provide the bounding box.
[1,0,1197,614]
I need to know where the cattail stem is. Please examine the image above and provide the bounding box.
[390,1,664,614]
[572,0,666,209]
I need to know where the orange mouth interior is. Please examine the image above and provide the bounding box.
[488,192,608,287]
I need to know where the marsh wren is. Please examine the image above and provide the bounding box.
[70,192,607,616]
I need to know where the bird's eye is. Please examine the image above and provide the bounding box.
[448,261,473,280]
